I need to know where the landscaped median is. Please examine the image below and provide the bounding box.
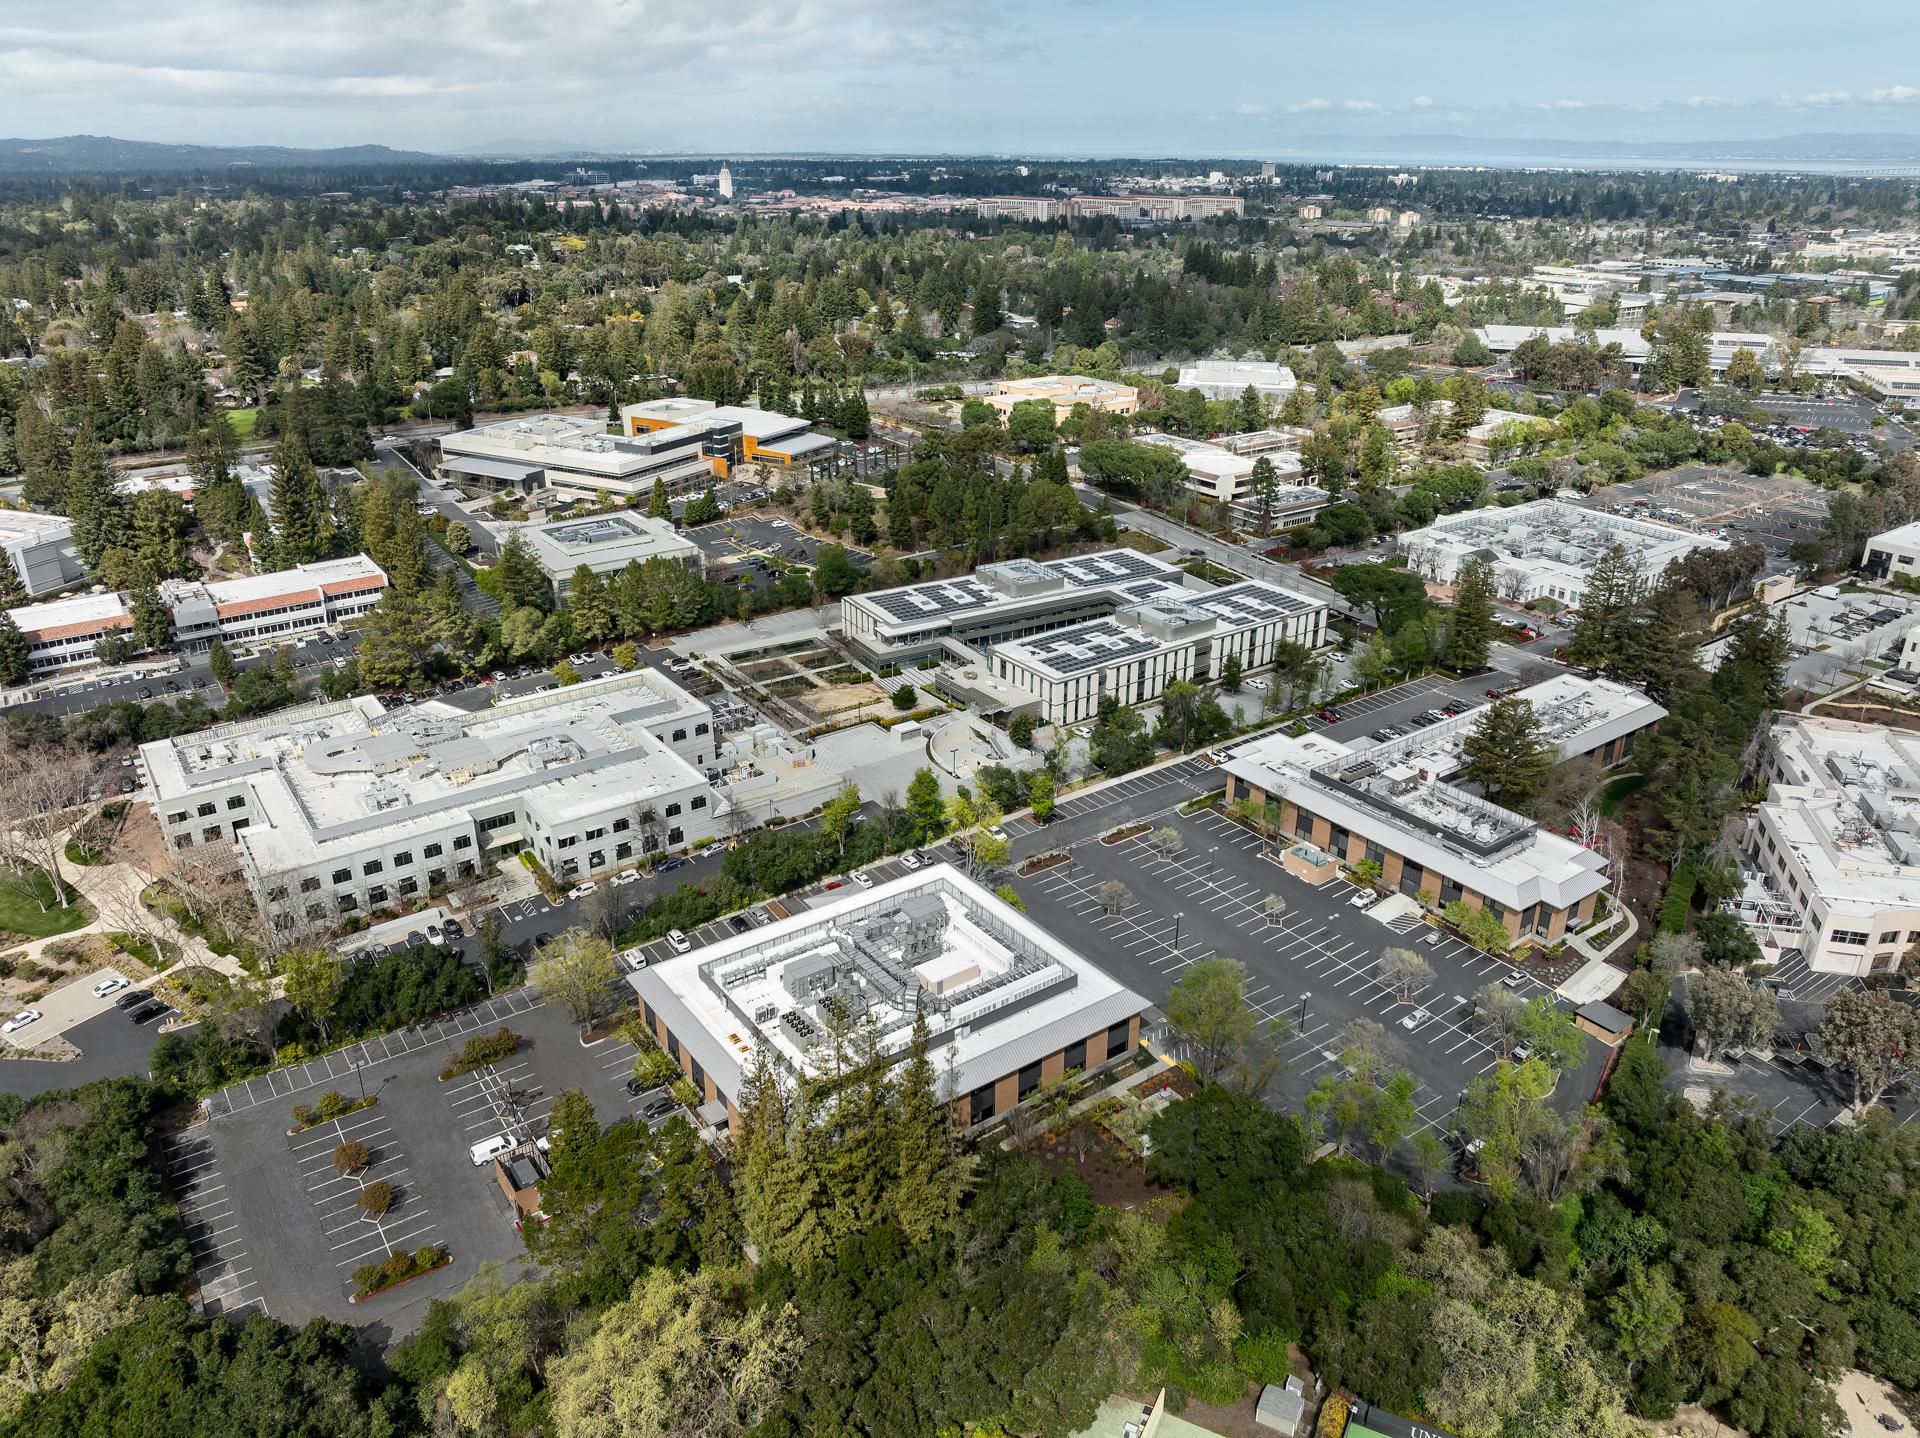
[349,1244,450,1303]
[288,1089,377,1134]
[438,1026,522,1081]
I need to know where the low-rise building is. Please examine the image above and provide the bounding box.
[0,510,84,597]
[1132,432,1320,529]
[1221,730,1609,945]
[1175,360,1298,401]
[620,398,836,472]
[981,375,1139,424]
[1724,715,1920,976]
[1462,408,1555,463]
[160,555,388,653]
[628,865,1151,1130]
[487,513,704,602]
[140,670,726,938]
[1398,499,1725,606]
[6,591,132,675]
[984,579,1329,724]
[1862,520,1920,583]
[1357,674,1666,777]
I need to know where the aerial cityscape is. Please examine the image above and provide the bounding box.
[3,6,1920,1438]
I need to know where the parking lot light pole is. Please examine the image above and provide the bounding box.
[353,1063,366,1104]
[1170,911,1184,956]
[1298,992,1310,1023]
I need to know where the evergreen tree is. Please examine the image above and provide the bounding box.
[208,640,236,688]
[0,612,25,687]
[0,550,25,607]
[839,387,872,440]
[63,433,123,571]
[1445,556,1497,672]
[567,565,616,642]
[128,585,171,651]
[890,1013,970,1242]
[1460,698,1554,813]
[647,478,670,519]
[492,529,553,612]
[266,433,332,566]
[905,766,946,844]
[1566,545,1646,677]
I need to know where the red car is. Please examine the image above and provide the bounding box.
[1316,708,1340,722]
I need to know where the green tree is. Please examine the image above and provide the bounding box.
[890,682,917,711]
[443,519,471,555]
[1815,988,1920,1114]
[207,640,236,688]
[280,948,345,1039]
[63,435,122,572]
[1164,955,1286,1092]
[1460,697,1554,813]
[1090,699,1157,776]
[0,614,28,687]
[1219,653,1244,692]
[904,766,946,844]
[567,565,617,643]
[353,592,433,692]
[1685,967,1778,1062]
[1445,556,1497,671]
[812,543,860,598]
[0,551,24,607]
[1332,565,1429,633]
[265,433,332,566]
[530,928,620,1025]
[1566,545,1646,677]
[647,478,670,519]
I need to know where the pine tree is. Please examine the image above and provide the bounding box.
[567,565,616,642]
[208,641,237,688]
[64,433,123,571]
[267,433,332,565]
[0,550,25,607]
[1566,544,1645,677]
[1445,557,1497,672]
[647,478,670,520]
[494,529,553,613]
[128,586,171,651]
[1460,698,1554,814]
[0,613,26,687]
[890,1013,969,1242]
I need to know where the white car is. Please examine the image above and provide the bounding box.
[92,977,127,998]
[424,924,446,947]
[852,870,874,888]
[986,825,1008,842]
[2,1010,42,1036]
[1248,677,1271,692]
[900,851,924,871]
[567,882,597,900]
[612,870,643,886]
[1348,890,1374,908]
[666,928,692,954]
[1399,1007,1433,1032]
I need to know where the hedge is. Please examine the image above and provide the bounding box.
[1657,860,1698,934]
[439,1026,522,1081]
[351,1244,449,1300]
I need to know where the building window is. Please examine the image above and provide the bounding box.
[1064,1038,1087,1073]
[267,885,288,902]
[613,817,630,833]
[337,894,358,913]
[672,728,686,742]
[367,886,388,905]
[226,796,246,810]
[1017,1061,1043,1100]
[586,827,605,841]
[458,861,475,878]
[558,835,577,849]
[363,859,383,876]
[333,868,352,885]
[454,835,472,850]
[1831,929,1870,948]
[393,851,413,868]
[399,878,418,896]
[479,813,515,833]
[230,818,248,835]
[169,811,187,826]
[1106,1018,1132,1058]
[668,826,684,845]
[589,851,605,870]
[202,826,222,843]
[1879,931,1900,945]
[300,877,320,893]
[691,795,707,810]
[665,802,682,817]
[306,904,326,922]
[695,722,709,735]
[617,842,632,860]
[970,1084,996,1125]
[424,843,442,859]
[197,802,217,817]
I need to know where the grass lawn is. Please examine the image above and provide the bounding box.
[0,866,94,938]
[226,407,259,438]
[1597,773,1648,819]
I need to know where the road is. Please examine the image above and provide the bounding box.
[12,630,365,721]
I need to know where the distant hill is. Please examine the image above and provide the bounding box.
[0,134,445,173]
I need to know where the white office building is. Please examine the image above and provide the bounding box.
[1175,360,1299,401]
[1725,715,1920,975]
[141,670,727,937]
[6,592,133,675]
[160,555,388,652]
[986,581,1329,725]
[1862,521,1920,584]
[0,510,84,597]
[630,865,1150,1129]
[1397,499,1725,607]
[1133,432,1323,529]
[486,513,704,602]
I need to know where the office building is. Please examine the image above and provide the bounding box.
[160,555,388,653]
[1724,715,1920,975]
[489,513,703,602]
[1476,324,1920,398]
[1221,730,1609,945]
[0,510,84,597]
[1398,499,1725,607]
[983,579,1330,724]
[1175,360,1299,401]
[973,194,1241,223]
[1354,673,1666,777]
[6,591,133,675]
[981,375,1138,423]
[1133,432,1322,529]
[629,864,1150,1130]
[140,670,726,938]
[435,402,829,500]
[1862,521,1920,583]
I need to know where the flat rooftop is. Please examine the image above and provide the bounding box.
[8,590,130,639]
[1761,716,1920,903]
[849,548,1182,628]
[630,865,1147,1100]
[0,510,73,542]
[1402,498,1724,571]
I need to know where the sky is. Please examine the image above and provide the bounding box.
[2,0,1918,156]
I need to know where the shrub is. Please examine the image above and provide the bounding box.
[357,1180,394,1219]
[670,1077,700,1109]
[15,959,41,982]
[438,1026,522,1080]
[350,1243,448,1298]
[316,1090,351,1120]
[891,683,917,711]
[631,1047,680,1091]
[333,1140,370,1175]
[291,1102,319,1128]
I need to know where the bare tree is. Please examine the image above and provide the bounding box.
[1263,893,1289,926]
[1152,826,1183,861]
[169,841,270,966]
[1377,947,1434,1004]
[0,741,108,912]
[583,883,629,944]
[1097,880,1131,915]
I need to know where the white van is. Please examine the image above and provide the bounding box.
[469,1134,513,1167]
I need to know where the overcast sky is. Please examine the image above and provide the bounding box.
[2,0,1918,155]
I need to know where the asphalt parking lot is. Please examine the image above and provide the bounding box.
[182,989,663,1334]
[1005,792,1606,1148]
[1296,654,1565,748]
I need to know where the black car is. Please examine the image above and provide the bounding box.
[443,919,465,940]
[114,989,152,1010]
[129,1001,169,1024]
[728,915,750,934]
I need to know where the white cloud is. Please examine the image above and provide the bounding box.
[1686,95,1727,108]
[1541,99,1596,110]
[1287,97,1331,113]
[1864,85,1920,104]
[1234,101,1268,117]
[1410,95,1433,108]
[1341,99,1380,113]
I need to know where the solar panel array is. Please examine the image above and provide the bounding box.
[1195,581,1316,624]
[1013,620,1160,675]
[1043,551,1168,586]
[862,576,996,622]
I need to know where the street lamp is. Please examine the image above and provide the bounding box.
[1170,911,1184,956]
[1298,992,1310,1023]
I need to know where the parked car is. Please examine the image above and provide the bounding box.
[567,882,597,900]
[900,851,924,870]
[986,825,1008,842]
[1369,728,1397,742]
[1399,1007,1433,1032]
[92,976,127,998]
[656,856,684,873]
[1501,970,1526,990]
[612,870,643,886]
[1315,707,1341,722]
[469,1134,514,1167]
[443,919,465,940]
[1348,890,1374,908]
[667,928,692,954]
[425,924,446,947]
[853,870,874,888]
[114,989,151,1010]
[129,1002,168,1025]
[2,1010,42,1035]
[728,915,750,934]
